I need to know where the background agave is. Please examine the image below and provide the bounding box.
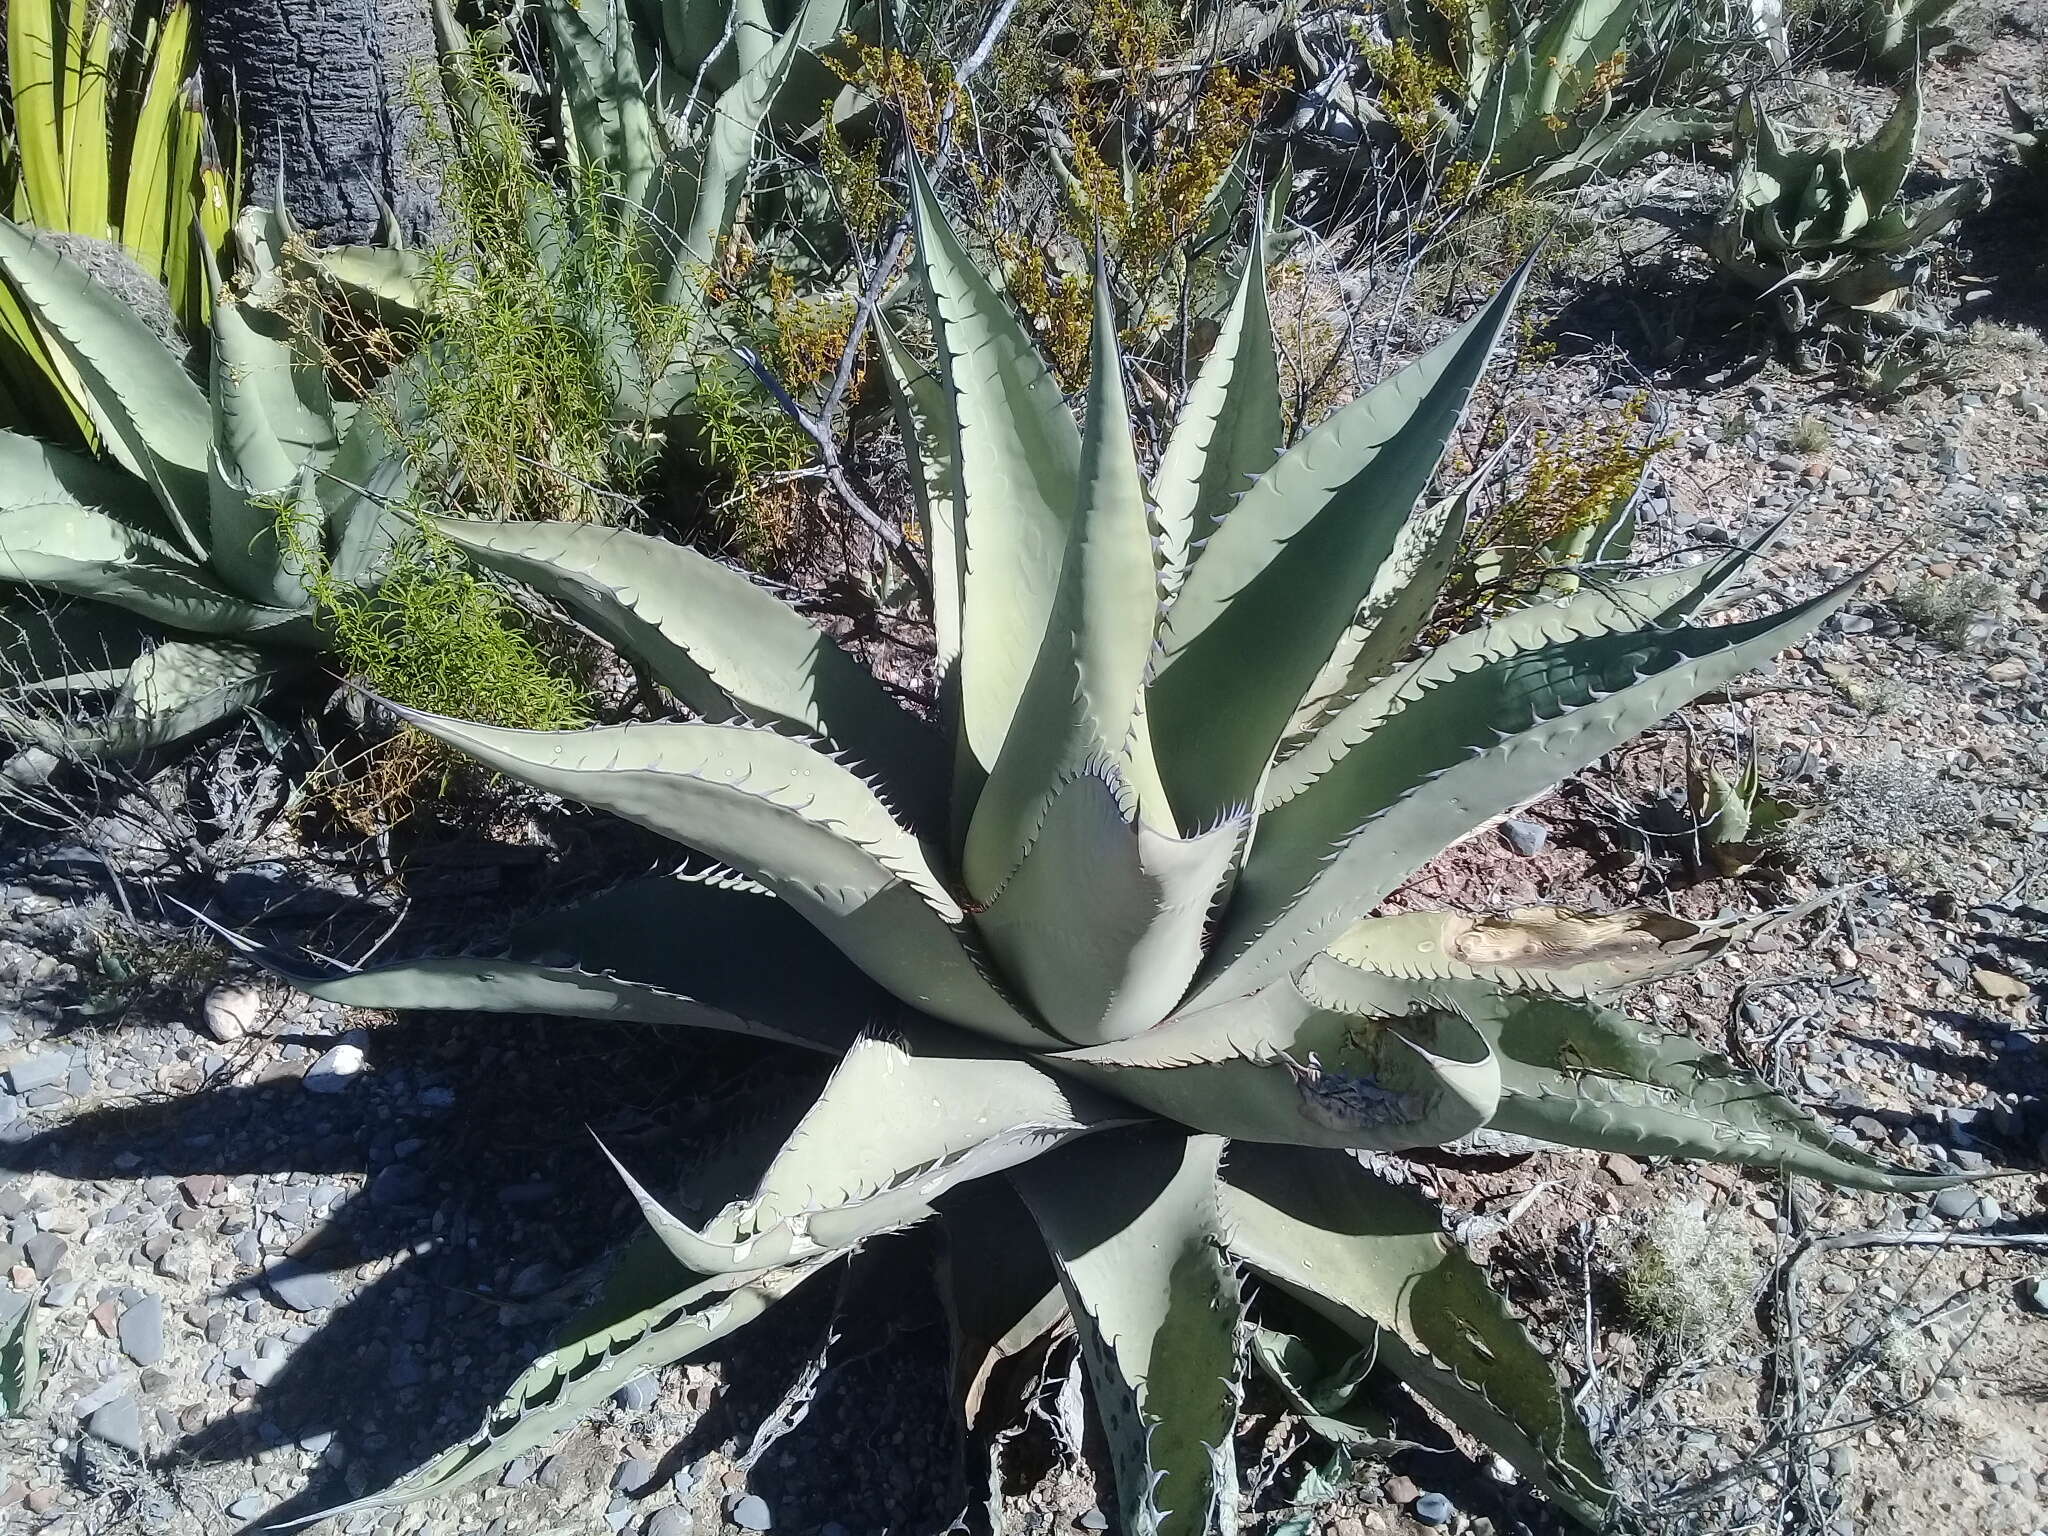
[239,159,1957,1531]
[0,205,406,756]
[1705,81,1978,319]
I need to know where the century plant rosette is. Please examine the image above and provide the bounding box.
[246,159,1958,1531]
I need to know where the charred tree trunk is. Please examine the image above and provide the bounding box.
[197,0,447,244]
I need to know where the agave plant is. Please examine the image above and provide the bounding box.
[1999,86,2048,177]
[0,208,405,757]
[0,0,235,441]
[1831,0,1958,77]
[1706,82,1977,320]
[1365,0,1724,190]
[241,160,1957,1531]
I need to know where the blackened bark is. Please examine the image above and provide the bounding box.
[197,0,447,244]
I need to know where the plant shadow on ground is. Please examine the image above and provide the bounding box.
[1535,251,1779,392]
[0,954,967,1533]
[1951,179,2048,339]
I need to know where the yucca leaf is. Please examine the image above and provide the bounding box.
[1448,984,1965,1191]
[1152,241,1282,599]
[1014,1129,1241,1536]
[8,0,68,227]
[0,218,210,556]
[539,0,660,216]
[428,516,945,827]
[385,709,1052,1045]
[1149,269,1528,827]
[963,258,1166,899]
[977,768,1245,1044]
[62,10,114,239]
[117,0,196,287]
[1223,1142,1612,1528]
[907,157,1082,805]
[1206,576,1851,1006]
[1054,960,1501,1152]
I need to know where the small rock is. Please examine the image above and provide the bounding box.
[1077,1514,1109,1534]
[201,985,264,1043]
[1932,1187,1977,1221]
[301,1044,364,1093]
[1414,1492,1455,1526]
[2019,1274,2048,1314]
[226,1491,269,1520]
[1972,968,2031,1003]
[729,1494,773,1531]
[1601,1153,1642,1186]
[1385,1474,1421,1503]
[23,1232,66,1277]
[1984,658,2029,686]
[264,1265,341,1314]
[4,1052,68,1093]
[1501,818,1549,857]
[615,1458,655,1495]
[85,1395,144,1455]
[118,1295,165,1367]
[643,1512,690,1536]
[613,1375,658,1412]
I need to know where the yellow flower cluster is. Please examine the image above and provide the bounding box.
[1495,393,1672,558]
[1360,36,1461,153]
[825,39,969,155]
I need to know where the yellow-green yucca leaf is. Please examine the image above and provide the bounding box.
[238,157,1977,1534]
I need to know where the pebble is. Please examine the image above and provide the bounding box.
[226,1491,268,1520]
[1501,818,1549,856]
[1414,1492,1454,1526]
[201,985,263,1043]
[23,1232,66,1277]
[1932,1187,1977,1220]
[614,1374,658,1412]
[2020,1274,2048,1314]
[301,1044,364,1093]
[84,1395,143,1455]
[643,1512,690,1536]
[729,1494,773,1531]
[264,1265,341,1314]
[4,1052,68,1093]
[117,1295,164,1367]
[616,1458,655,1495]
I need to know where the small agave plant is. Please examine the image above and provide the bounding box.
[1706,82,1977,321]
[251,161,1955,1531]
[0,207,405,757]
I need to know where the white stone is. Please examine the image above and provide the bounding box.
[302,1044,365,1093]
[202,984,265,1043]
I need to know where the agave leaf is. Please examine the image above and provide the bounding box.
[907,157,1082,804]
[1446,983,1965,1191]
[1841,80,1920,216]
[206,294,337,609]
[1248,1297,1398,1450]
[873,311,964,675]
[936,1181,1068,1429]
[1149,269,1528,827]
[1223,1142,1612,1528]
[963,259,1166,899]
[68,638,285,758]
[609,1030,1133,1276]
[0,218,210,557]
[310,1259,831,1517]
[250,872,901,1054]
[539,0,660,216]
[0,596,157,691]
[0,431,307,637]
[1152,242,1283,599]
[1014,1129,1242,1536]
[429,517,944,822]
[1282,448,1499,743]
[1207,576,1853,1006]
[0,1290,38,1417]
[977,768,1245,1044]
[1322,904,1760,997]
[1522,107,1725,191]
[1053,960,1500,1152]
[316,244,427,316]
[387,709,1050,1045]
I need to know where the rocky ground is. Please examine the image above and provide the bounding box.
[5,15,2048,1536]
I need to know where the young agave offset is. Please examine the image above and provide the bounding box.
[0,207,406,757]
[259,161,1956,1531]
